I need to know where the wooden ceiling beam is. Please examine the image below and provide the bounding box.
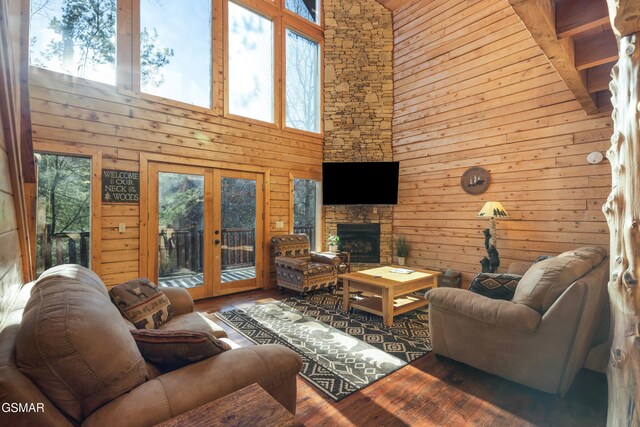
[575,29,618,70]
[508,0,599,114]
[375,0,412,12]
[587,62,615,93]
[556,0,610,38]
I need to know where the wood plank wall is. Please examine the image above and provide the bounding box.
[391,0,613,285]
[29,69,323,286]
[0,0,29,321]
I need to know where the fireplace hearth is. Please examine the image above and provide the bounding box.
[337,224,380,263]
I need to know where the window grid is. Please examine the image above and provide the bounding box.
[27,0,323,134]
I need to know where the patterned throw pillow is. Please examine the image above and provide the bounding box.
[468,273,522,301]
[130,329,231,371]
[109,278,172,329]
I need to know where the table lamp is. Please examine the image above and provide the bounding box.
[476,201,510,273]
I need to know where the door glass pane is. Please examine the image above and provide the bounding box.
[157,173,205,288]
[36,153,91,276]
[221,178,256,282]
[228,2,274,122]
[30,0,117,85]
[293,178,320,250]
[140,0,212,107]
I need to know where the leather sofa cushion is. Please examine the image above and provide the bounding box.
[131,329,231,371]
[109,278,173,329]
[512,246,606,312]
[15,265,148,424]
[159,311,228,338]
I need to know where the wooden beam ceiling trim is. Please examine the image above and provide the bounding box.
[575,29,618,70]
[508,0,599,114]
[556,0,609,38]
[375,0,413,12]
[587,61,615,93]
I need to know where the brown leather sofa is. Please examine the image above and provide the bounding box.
[427,246,609,396]
[1,265,302,426]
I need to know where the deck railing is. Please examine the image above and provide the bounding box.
[158,227,256,276]
[39,226,314,275]
[294,226,315,248]
[39,228,90,270]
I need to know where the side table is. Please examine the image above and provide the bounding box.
[155,383,299,427]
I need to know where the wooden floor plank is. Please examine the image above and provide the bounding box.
[195,289,607,427]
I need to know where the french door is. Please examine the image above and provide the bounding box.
[147,163,264,299]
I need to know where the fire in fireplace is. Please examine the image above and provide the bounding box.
[337,224,380,263]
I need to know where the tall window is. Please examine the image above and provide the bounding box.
[29,0,117,85]
[228,2,274,123]
[36,153,92,275]
[293,178,321,250]
[140,0,212,107]
[286,0,320,25]
[286,30,321,133]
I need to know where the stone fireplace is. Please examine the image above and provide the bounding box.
[322,0,393,269]
[337,224,380,263]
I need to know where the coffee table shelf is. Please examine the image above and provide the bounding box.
[351,294,429,318]
[339,266,441,326]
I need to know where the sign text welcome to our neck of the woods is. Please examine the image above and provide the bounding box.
[102,169,140,203]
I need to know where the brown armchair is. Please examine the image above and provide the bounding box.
[271,234,339,296]
[426,246,609,396]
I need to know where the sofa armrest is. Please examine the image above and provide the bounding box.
[83,345,303,427]
[310,252,341,267]
[161,287,194,315]
[275,256,309,272]
[427,288,541,334]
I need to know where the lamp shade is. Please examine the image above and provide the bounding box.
[477,201,509,219]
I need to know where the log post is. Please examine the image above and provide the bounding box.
[603,2,640,425]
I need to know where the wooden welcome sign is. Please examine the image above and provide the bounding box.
[102,169,140,203]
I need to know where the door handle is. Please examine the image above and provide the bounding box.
[214,239,221,244]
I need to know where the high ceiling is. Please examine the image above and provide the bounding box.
[509,0,616,114]
[377,0,617,115]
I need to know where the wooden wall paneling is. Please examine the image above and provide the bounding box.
[392,0,613,286]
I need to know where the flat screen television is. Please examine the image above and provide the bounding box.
[322,162,399,205]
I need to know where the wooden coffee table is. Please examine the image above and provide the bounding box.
[339,266,441,326]
[155,383,298,427]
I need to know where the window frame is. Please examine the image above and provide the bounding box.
[289,172,322,252]
[223,0,280,127]
[27,0,323,134]
[137,0,215,109]
[34,147,102,276]
[282,23,323,135]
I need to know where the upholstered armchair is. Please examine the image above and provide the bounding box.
[271,234,340,296]
[426,246,609,396]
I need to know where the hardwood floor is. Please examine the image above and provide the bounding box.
[195,289,608,427]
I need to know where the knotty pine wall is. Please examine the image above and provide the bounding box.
[1,0,29,319]
[391,0,613,285]
[29,69,322,286]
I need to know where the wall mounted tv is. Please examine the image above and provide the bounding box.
[322,162,399,205]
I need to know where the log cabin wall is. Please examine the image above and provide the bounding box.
[391,0,613,285]
[28,67,323,286]
[27,0,330,289]
[1,0,31,321]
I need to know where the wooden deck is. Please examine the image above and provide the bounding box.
[159,267,256,288]
[195,288,608,427]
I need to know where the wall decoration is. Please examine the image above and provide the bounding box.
[102,169,140,203]
[461,167,490,195]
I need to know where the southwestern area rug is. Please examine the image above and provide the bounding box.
[214,290,431,401]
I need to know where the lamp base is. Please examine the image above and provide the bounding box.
[480,228,500,273]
